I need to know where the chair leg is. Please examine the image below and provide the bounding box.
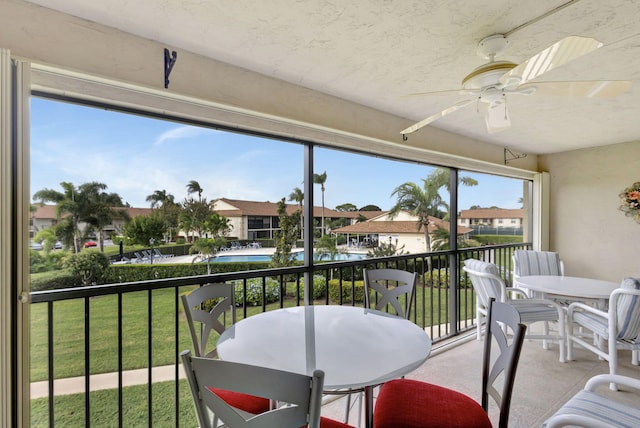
[632,350,639,366]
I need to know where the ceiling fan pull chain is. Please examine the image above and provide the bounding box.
[503,93,508,120]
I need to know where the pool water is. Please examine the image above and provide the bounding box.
[209,252,367,263]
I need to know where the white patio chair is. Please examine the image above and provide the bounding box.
[542,374,640,427]
[512,250,564,297]
[373,299,527,428]
[464,258,566,362]
[342,268,418,424]
[181,283,237,359]
[181,350,354,428]
[364,268,417,319]
[567,277,640,390]
[180,283,271,418]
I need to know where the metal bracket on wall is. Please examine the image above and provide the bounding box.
[164,48,178,89]
[504,148,527,165]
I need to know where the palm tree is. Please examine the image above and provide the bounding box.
[146,189,175,209]
[186,180,203,202]
[146,189,179,241]
[33,181,126,253]
[313,171,327,236]
[288,187,304,239]
[389,168,477,252]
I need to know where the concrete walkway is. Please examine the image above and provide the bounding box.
[31,364,185,399]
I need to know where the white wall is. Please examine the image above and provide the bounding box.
[539,141,640,281]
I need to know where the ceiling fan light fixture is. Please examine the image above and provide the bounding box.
[461,61,518,89]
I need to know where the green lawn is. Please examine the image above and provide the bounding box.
[30,379,197,428]
[30,283,474,381]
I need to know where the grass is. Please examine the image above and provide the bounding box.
[30,283,474,381]
[30,379,197,427]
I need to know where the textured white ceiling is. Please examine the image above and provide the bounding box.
[26,0,640,154]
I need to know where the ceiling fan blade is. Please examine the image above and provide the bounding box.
[402,88,468,98]
[485,102,511,134]
[518,80,632,98]
[500,36,603,87]
[400,98,477,135]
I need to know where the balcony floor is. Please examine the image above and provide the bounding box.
[322,331,640,427]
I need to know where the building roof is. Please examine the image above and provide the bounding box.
[459,208,524,219]
[32,204,152,219]
[212,198,380,219]
[334,216,472,235]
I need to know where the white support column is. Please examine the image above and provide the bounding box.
[0,46,12,428]
[533,171,550,251]
[0,47,31,428]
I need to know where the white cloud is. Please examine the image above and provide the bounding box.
[154,126,217,145]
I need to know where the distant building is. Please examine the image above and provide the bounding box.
[29,205,153,239]
[333,210,472,253]
[457,208,524,230]
[211,198,372,240]
[30,200,381,241]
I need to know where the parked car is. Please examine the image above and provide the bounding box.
[30,241,43,251]
[54,241,63,249]
[83,241,97,248]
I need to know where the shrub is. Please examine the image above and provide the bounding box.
[297,275,328,300]
[234,277,280,306]
[328,279,365,304]
[31,269,78,291]
[64,251,110,285]
[424,268,472,289]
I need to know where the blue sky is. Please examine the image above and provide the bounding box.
[30,98,524,211]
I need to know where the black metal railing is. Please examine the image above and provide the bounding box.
[29,243,529,427]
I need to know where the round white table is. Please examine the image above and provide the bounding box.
[217,305,432,428]
[515,275,619,307]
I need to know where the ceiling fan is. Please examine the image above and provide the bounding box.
[401,34,632,136]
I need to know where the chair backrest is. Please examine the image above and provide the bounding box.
[513,250,563,278]
[612,277,640,341]
[181,283,236,358]
[463,259,506,306]
[363,268,417,319]
[482,299,527,428]
[181,350,324,428]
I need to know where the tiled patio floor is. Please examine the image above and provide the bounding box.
[322,331,640,427]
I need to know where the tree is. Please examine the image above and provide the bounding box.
[313,171,327,236]
[146,189,175,208]
[314,234,345,262]
[359,204,382,211]
[146,189,179,241]
[203,213,231,237]
[389,168,477,252]
[190,237,227,274]
[186,180,203,202]
[288,187,304,239]
[335,203,357,212]
[123,213,166,245]
[33,181,126,253]
[180,197,211,242]
[33,227,57,253]
[271,198,301,268]
[430,225,479,251]
[367,240,406,258]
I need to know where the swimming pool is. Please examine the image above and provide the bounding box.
[208,252,367,263]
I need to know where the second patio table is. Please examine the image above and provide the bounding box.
[216,305,432,428]
[514,275,619,308]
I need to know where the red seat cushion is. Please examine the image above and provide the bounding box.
[373,379,492,428]
[319,416,354,427]
[208,387,271,414]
